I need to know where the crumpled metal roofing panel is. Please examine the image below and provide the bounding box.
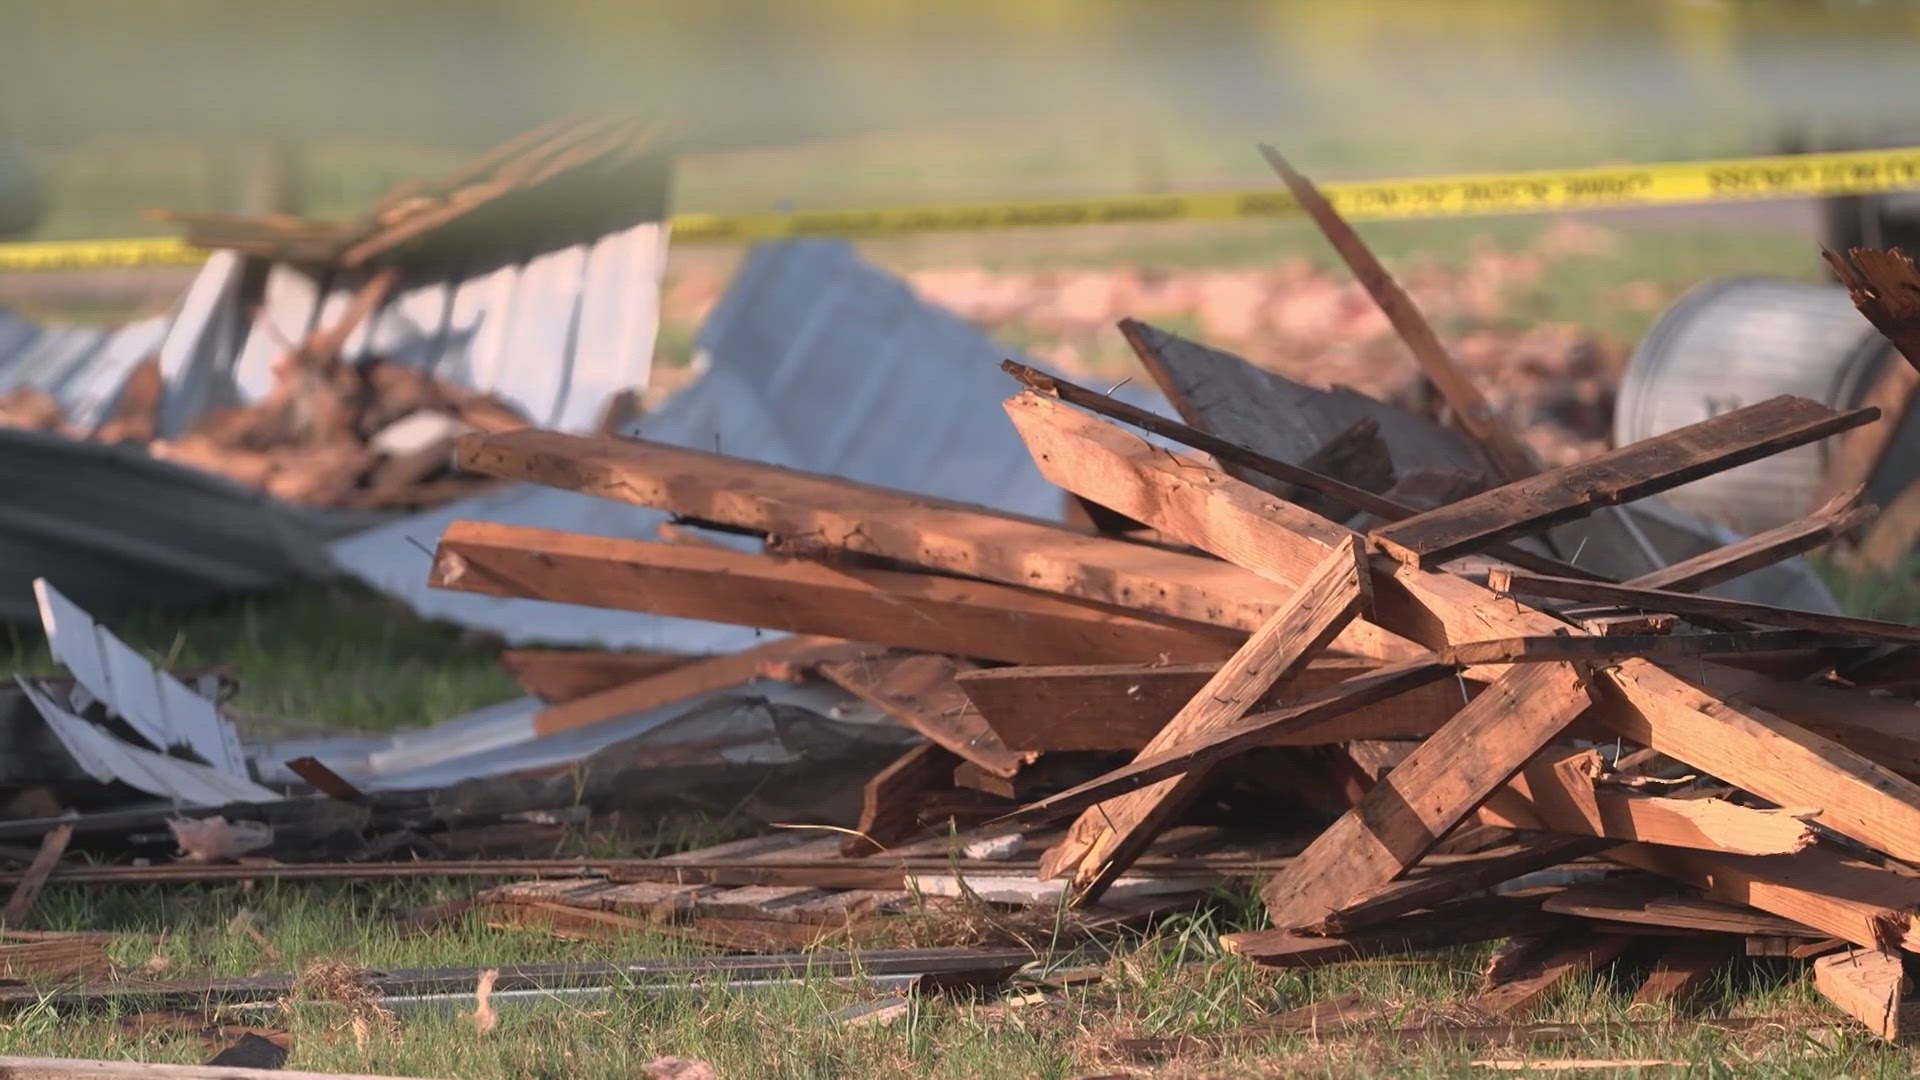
[17,679,278,806]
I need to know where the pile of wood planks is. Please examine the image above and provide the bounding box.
[424,160,1920,1043]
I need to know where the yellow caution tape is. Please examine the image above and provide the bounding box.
[10,146,1920,271]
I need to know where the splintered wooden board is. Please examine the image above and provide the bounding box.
[1371,395,1874,568]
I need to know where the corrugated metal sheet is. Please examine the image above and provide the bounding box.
[17,679,278,806]
[0,427,342,622]
[35,579,250,776]
[331,239,1177,646]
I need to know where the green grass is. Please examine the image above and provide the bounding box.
[0,879,1908,1078]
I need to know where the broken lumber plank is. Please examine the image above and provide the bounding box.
[1543,880,1819,938]
[1221,894,1568,967]
[500,648,698,703]
[1632,937,1736,1008]
[1372,395,1876,569]
[452,427,1411,660]
[1488,568,1920,644]
[1310,835,1604,934]
[1006,394,1920,863]
[1047,536,1371,900]
[987,658,1455,829]
[532,635,858,736]
[1100,328,1594,579]
[1258,145,1539,484]
[954,657,1471,752]
[1601,660,1920,863]
[814,653,1027,777]
[1828,247,1920,375]
[1610,843,1920,954]
[1441,629,1862,667]
[1628,487,1874,592]
[430,522,1245,666]
[0,824,71,929]
[1259,662,1595,929]
[1813,946,1919,1042]
[1474,932,1635,1017]
[1477,748,1818,856]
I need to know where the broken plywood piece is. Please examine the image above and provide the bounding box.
[1048,536,1370,901]
[429,522,1245,667]
[1478,749,1819,856]
[1259,662,1594,931]
[1812,946,1920,1043]
[1371,396,1875,569]
[815,653,1027,777]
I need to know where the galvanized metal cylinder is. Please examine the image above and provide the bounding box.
[1615,276,1919,534]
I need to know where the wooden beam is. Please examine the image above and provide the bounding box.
[0,825,71,930]
[1610,843,1920,953]
[1257,144,1540,484]
[1441,629,1862,667]
[954,657,1473,752]
[1047,537,1370,900]
[430,522,1245,667]
[1488,569,1920,644]
[1629,487,1874,592]
[452,427,1411,660]
[814,653,1028,777]
[1477,748,1819,856]
[1372,395,1876,569]
[1221,894,1568,968]
[986,658,1456,830]
[1812,946,1919,1042]
[531,636,855,736]
[1259,662,1595,929]
[0,1056,425,1080]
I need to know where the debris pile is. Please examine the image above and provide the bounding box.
[6,146,1920,1068]
[390,154,1920,1046]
